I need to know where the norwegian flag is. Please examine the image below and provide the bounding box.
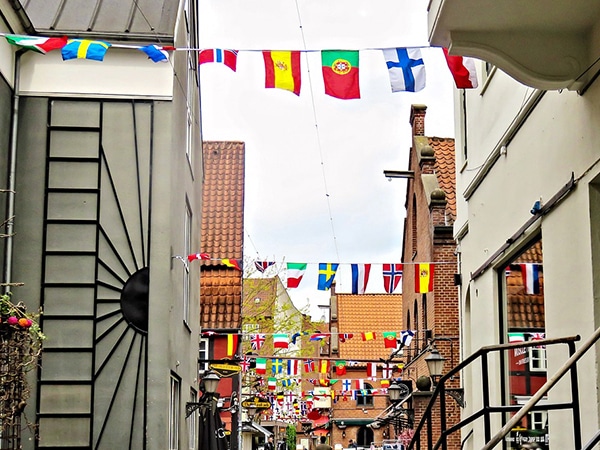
[250,333,266,351]
[383,263,403,293]
[339,333,354,343]
[254,260,275,273]
[304,359,315,373]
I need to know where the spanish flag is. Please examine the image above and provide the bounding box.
[415,263,434,293]
[263,50,302,96]
[226,333,239,356]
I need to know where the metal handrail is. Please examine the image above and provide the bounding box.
[408,335,583,450]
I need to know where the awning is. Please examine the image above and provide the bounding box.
[242,422,272,438]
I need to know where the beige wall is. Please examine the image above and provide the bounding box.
[454,65,600,448]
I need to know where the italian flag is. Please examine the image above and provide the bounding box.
[255,358,267,374]
[273,333,289,349]
[5,34,67,54]
[286,262,307,288]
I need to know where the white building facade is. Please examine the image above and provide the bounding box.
[428,2,600,449]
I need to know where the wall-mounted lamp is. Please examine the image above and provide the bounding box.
[337,421,347,430]
[383,169,415,180]
[186,371,221,417]
[425,346,445,387]
[342,430,346,438]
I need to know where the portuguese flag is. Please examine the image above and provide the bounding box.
[321,50,360,99]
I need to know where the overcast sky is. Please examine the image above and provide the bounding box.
[197,0,456,320]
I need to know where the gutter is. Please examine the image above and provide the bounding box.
[3,50,21,293]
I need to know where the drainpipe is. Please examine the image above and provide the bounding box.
[3,51,22,293]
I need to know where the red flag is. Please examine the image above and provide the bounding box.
[188,253,210,262]
[442,48,479,89]
[335,361,347,376]
[383,263,403,294]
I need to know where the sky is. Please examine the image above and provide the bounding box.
[197,0,456,320]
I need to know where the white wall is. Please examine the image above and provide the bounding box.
[454,66,600,448]
[18,47,173,99]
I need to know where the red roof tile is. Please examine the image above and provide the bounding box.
[200,141,245,330]
[429,137,456,221]
[337,293,402,362]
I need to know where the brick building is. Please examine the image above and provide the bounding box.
[326,284,403,449]
[399,105,461,448]
[200,141,245,449]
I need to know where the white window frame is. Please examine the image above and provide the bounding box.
[199,338,209,374]
[188,388,197,450]
[170,375,181,450]
[530,410,547,430]
[529,345,547,372]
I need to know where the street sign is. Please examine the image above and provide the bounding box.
[210,360,241,377]
[241,396,272,411]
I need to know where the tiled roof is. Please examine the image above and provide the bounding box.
[430,137,456,221]
[507,240,545,329]
[200,141,245,330]
[337,293,402,362]
[201,268,242,329]
[201,141,245,265]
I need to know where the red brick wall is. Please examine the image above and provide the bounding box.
[400,105,461,449]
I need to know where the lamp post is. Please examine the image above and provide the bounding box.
[387,381,403,403]
[425,346,445,387]
[191,371,227,450]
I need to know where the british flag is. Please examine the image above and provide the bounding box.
[254,260,275,273]
[240,357,251,372]
[383,263,403,294]
[250,333,266,351]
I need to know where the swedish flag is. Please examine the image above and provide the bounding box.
[62,39,111,62]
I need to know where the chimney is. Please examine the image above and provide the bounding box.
[410,104,427,136]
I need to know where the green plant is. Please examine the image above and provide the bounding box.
[0,292,46,346]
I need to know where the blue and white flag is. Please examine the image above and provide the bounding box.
[139,44,172,63]
[351,263,371,294]
[383,48,426,92]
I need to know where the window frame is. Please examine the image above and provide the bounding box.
[169,374,181,450]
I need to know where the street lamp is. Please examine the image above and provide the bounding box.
[203,371,221,394]
[425,346,446,387]
[387,381,403,403]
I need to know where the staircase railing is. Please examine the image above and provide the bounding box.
[407,332,597,450]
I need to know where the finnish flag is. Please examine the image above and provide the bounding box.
[383,48,426,92]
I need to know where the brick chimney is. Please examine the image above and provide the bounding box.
[410,104,427,136]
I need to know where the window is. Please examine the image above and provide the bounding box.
[188,389,197,450]
[170,375,181,450]
[500,236,546,449]
[183,0,198,168]
[530,410,547,430]
[199,338,209,374]
[529,345,547,372]
[421,293,428,331]
[183,200,192,325]
[356,383,374,407]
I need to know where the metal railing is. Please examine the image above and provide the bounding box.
[407,332,599,450]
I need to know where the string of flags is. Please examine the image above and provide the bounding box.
[189,253,441,294]
[2,33,480,99]
[203,329,415,355]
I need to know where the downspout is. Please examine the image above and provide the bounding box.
[3,50,22,293]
